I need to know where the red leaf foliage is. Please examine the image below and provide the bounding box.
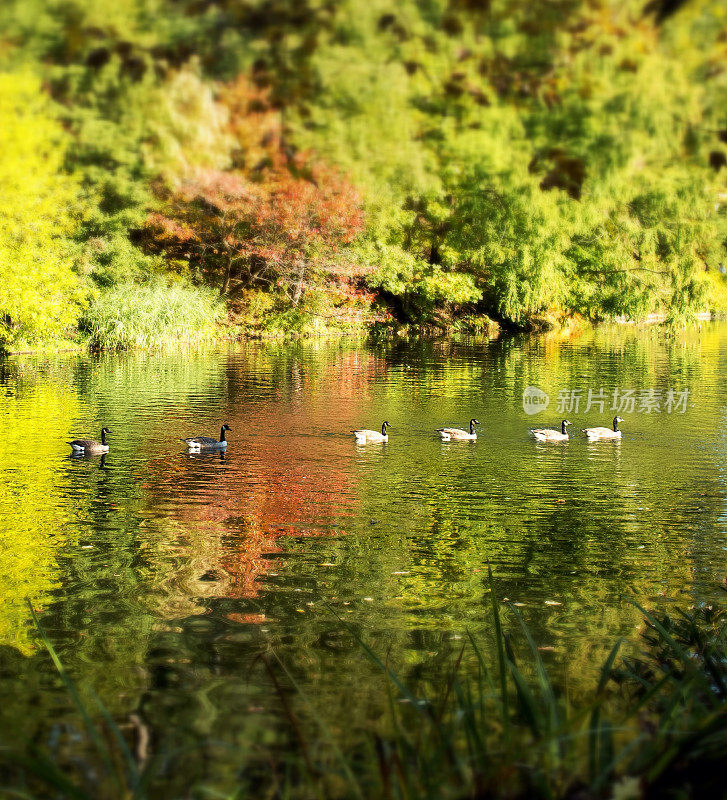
[145,78,365,301]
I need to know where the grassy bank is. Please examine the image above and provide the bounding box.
[3,274,724,355]
[71,269,727,350]
[79,283,225,351]
[4,576,726,800]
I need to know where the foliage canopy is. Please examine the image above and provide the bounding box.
[0,74,85,348]
[0,0,725,338]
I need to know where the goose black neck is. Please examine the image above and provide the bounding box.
[101,429,107,445]
[613,417,620,432]
[470,420,476,434]
[561,421,568,435]
[381,423,387,436]
[220,426,226,442]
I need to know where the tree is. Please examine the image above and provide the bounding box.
[289,0,726,325]
[2,0,725,331]
[148,159,364,304]
[0,73,86,348]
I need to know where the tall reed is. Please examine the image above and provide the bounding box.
[80,283,225,351]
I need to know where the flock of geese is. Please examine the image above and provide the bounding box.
[353,415,626,443]
[68,416,625,455]
[68,424,234,454]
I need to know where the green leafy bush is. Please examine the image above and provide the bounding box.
[364,242,481,322]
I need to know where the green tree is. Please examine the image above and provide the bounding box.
[1,0,724,332]
[289,0,726,325]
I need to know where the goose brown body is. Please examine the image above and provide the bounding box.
[352,421,391,443]
[529,420,571,442]
[583,416,624,440]
[182,424,231,450]
[437,419,479,440]
[68,427,111,454]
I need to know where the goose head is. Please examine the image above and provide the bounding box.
[381,421,392,435]
[469,418,480,432]
[613,416,624,430]
[561,419,572,433]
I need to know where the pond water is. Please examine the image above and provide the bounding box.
[1,324,727,795]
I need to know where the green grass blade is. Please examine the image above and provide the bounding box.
[509,605,559,732]
[624,598,687,662]
[325,603,429,719]
[466,630,497,697]
[27,601,124,794]
[589,637,622,781]
[266,648,365,800]
[646,704,727,783]
[6,750,93,800]
[487,564,509,738]
[84,684,143,794]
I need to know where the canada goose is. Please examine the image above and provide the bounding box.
[182,424,231,450]
[68,427,111,454]
[352,421,391,443]
[438,419,479,440]
[529,420,571,442]
[583,416,624,440]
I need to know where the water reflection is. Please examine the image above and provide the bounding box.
[69,451,109,468]
[1,326,727,794]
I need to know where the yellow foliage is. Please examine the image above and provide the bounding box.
[0,377,80,653]
[0,72,85,348]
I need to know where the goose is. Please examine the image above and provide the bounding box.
[181,424,231,450]
[68,427,111,454]
[352,421,391,443]
[529,420,571,442]
[437,419,479,441]
[582,416,624,441]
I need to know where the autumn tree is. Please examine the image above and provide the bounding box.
[3,0,726,333]
[148,101,363,306]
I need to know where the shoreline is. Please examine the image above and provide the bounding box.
[2,310,721,356]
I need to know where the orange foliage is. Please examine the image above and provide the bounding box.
[141,349,390,605]
[146,77,365,303]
